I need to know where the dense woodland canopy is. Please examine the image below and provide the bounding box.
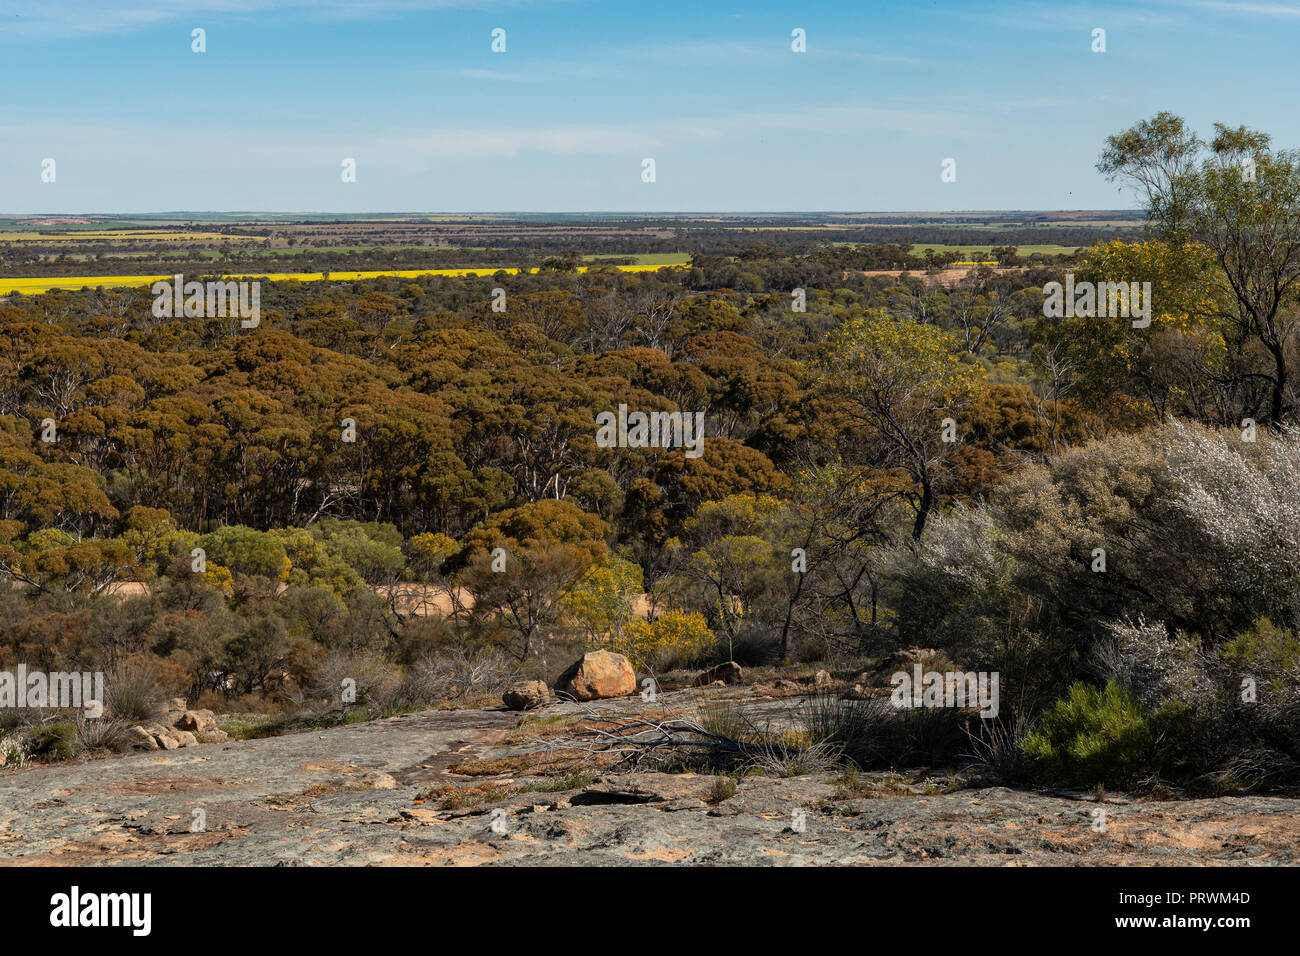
[3,114,1300,791]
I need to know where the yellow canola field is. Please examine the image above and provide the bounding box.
[0,263,682,295]
[0,230,258,243]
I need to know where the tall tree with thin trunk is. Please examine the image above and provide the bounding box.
[1100,114,1300,424]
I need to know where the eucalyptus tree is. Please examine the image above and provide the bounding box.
[1100,114,1300,424]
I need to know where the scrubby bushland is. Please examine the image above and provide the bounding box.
[884,422,1300,790]
[3,116,1300,789]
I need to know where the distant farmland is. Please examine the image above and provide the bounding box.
[0,263,686,296]
[832,241,1080,256]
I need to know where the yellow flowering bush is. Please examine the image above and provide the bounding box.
[619,610,715,668]
[203,563,235,597]
[562,557,643,643]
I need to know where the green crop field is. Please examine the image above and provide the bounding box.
[584,252,691,266]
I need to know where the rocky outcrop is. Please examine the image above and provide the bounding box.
[128,699,228,751]
[556,650,636,701]
[128,723,198,751]
[3,694,1298,867]
[176,709,222,736]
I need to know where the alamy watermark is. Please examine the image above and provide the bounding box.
[1043,273,1151,328]
[596,403,705,458]
[1,665,104,717]
[50,886,151,936]
[890,665,999,718]
[151,273,260,327]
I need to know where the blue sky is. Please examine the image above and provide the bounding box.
[1,0,1298,213]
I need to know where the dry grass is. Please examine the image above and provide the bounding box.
[416,782,519,810]
[447,749,616,777]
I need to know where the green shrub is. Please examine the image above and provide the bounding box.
[705,775,738,804]
[25,722,78,762]
[1022,680,1155,787]
[196,525,290,581]
[1219,618,1300,678]
[1146,698,1246,791]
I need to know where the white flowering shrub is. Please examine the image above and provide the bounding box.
[0,736,28,769]
[881,506,1004,649]
[1096,616,1216,709]
[893,507,1002,589]
[1161,420,1300,626]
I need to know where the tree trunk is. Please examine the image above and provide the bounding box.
[1267,338,1287,425]
[911,478,933,541]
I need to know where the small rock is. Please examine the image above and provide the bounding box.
[175,709,219,735]
[813,670,832,687]
[175,708,229,741]
[502,680,552,711]
[127,725,161,751]
[693,661,743,686]
[398,807,442,825]
[360,771,398,790]
[147,724,196,750]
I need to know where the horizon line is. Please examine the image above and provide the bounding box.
[3,209,1144,218]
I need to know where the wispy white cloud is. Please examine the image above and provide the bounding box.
[1182,0,1300,15]
[375,105,988,166]
[0,103,990,180]
[989,96,1075,112]
[409,59,621,84]
[621,38,774,64]
[0,0,535,39]
[439,67,538,82]
[607,36,926,67]
[950,1,1177,31]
